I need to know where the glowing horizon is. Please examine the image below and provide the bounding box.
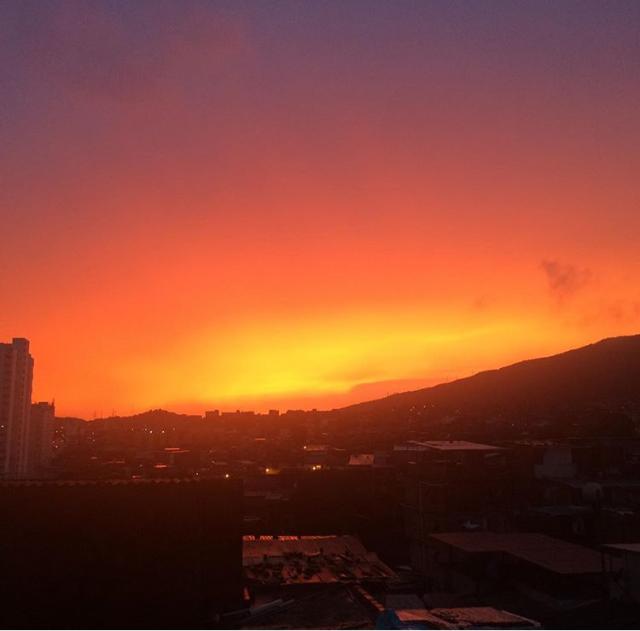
[2,1,639,418]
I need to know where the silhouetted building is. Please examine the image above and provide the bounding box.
[28,401,55,477]
[425,532,608,607]
[0,478,243,628]
[603,543,640,604]
[401,441,512,572]
[0,338,34,478]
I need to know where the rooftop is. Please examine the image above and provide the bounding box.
[243,535,396,585]
[429,606,539,629]
[394,440,502,452]
[430,532,605,575]
[602,543,640,555]
[421,440,503,452]
[383,606,539,629]
[348,453,375,466]
[561,478,640,489]
[528,505,591,517]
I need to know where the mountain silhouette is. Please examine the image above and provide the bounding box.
[335,334,640,438]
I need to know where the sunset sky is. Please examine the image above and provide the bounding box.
[1,1,639,418]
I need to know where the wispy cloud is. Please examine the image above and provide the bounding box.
[540,259,591,302]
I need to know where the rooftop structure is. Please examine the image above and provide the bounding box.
[349,453,375,466]
[243,535,396,586]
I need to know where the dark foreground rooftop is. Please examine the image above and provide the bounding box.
[430,532,604,575]
[243,535,396,585]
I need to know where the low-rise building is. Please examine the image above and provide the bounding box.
[425,532,608,608]
[602,543,640,605]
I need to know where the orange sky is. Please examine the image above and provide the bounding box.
[1,1,639,417]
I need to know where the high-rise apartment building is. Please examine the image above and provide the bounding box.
[0,338,34,478]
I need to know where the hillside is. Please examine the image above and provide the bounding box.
[335,334,640,438]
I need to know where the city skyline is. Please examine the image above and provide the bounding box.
[2,1,640,418]
[5,331,638,420]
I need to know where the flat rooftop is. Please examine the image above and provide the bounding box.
[387,606,539,629]
[395,440,502,452]
[430,532,605,575]
[422,440,503,452]
[430,606,539,629]
[603,543,640,555]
